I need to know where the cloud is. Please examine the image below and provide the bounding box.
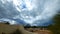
[0,0,60,26]
[0,18,17,25]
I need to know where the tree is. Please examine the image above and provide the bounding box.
[49,14,60,34]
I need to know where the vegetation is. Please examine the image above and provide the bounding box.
[48,13,60,34]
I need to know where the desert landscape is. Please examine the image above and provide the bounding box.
[25,28,52,34]
[0,23,37,34]
[0,22,52,34]
[0,0,60,34]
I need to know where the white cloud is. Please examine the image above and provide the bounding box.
[0,18,17,25]
[0,0,59,26]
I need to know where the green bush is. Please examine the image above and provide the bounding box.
[48,14,60,34]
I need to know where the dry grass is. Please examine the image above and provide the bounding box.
[0,23,53,34]
[25,28,53,34]
[0,23,37,34]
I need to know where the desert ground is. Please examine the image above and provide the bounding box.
[0,22,53,34]
[25,28,53,34]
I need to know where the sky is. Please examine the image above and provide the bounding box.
[0,0,60,26]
